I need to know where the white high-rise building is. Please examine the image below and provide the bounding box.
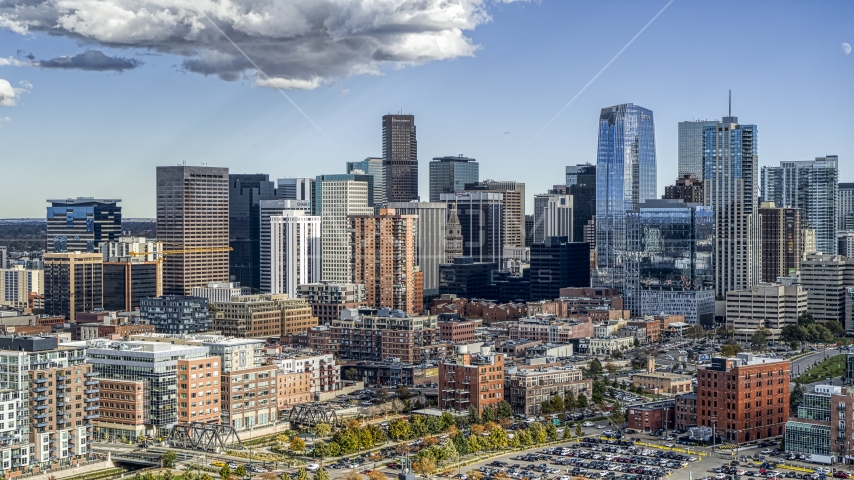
[270,211,321,297]
[541,194,574,242]
[320,180,372,283]
[259,199,312,293]
[0,266,42,308]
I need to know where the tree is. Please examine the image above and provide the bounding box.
[202,475,214,480]
[577,393,588,409]
[807,323,834,343]
[751,328,770,351]
[516,429,532,446]
[453,431,469,456]
[551,394,564,412]
[545,423,558,441]
[290,436,307,454]
[367,471,387,480]
[686,324,704,341]
[313,469,330,480]
[589,358,603,376]
[610,349,623,360]
[791,382,804,410]
[798,312,815,327]
[220,466,232,480]
[162,451,177,468]
[396,386,413,400]
[344,368,360,381]
[563,390,576,411]
[235,466,247,479]
[528,422,547,444]
[470,424,485,436]
[633,337,640,348]
[315,423,332,437]
[413,457,437,479]
[440,439,460,464]
[562,424,572,440]
[376,388,389,400]
[467,406,481,425]
[388,418,411,440]
[481,406,495,424]
[575,423,583,437]
[162,471,174,480]
[440,411,456,430]
[540,400,552,415]
[720,342,743,358]
[488,427,508,450]
[821,321,845,338]
[781,324,809,343]
[343,472,363,480]
[497,400,513,419]
[390,399,405,414]
[295,469,310,480]
[609,400,625,427]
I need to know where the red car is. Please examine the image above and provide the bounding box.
[833,473,849,479]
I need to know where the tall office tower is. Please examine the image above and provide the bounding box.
[440,192,504,263]
[761,156,839,255]
[319,180,373,283]
[704,113,760,299]
[533,194,573,244]
[837,183,854,231]
[0,265,42,308]
[347,157,386,206]
[663,174,704,203]
[312,173,375,216]
[259,199,312,293]
[445,203,464,262]
[839,231,854,258]
[103,261,161,311]
[387,201,448,294]
[759,202,801,283]
[156,166,229,295]
[44,252,103,322]
[529,236,590,301]
[350,209,423,314]
[626,199,715,325]
[465,180,526,248]
[277,177,313,201]
[229,174,277,290]
[595,104,657,290]
[382,114,418,202]
[269,211,321,297]
[46,197,121,253]
[678,120,718,180]
[566,164,596,245]
[524,215,534,246]
[429,155,479,202]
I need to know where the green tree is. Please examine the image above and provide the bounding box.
[313,468,330,480]
[791,382,804,410]
[610,349,623,360]
[807,323,834,343]
[577,393,588,409]
[201,474,214,480]
[396,386,413,400]
[686,324,704,341]
[575,423,583,437]
[545,423,558,441]
[528,422,547,444]
[488,427,508,450]
[388,418,411,440]
[453,431,469,456]
[295,469,310,480]
[609,400,625,427]
[481,406,495,423]
[315,423,332,437]
[440,411,456,430]
[751,328,770,351]
[821,321,845,338]
[344,368,360,381]
[290,436,307,453]
[162,471,174,480]
[235,465,247,478]
[633,337,640,348]
[781,324,809,343]
[220,466,232,480]
[516,429,532,446]
[440,439,460,464]
[563,391,576,411]
[720,342,743,357]
[375,388,389,400]
[540,400,552,415]
[497,400,513,419]
[562,424,572,439]
[589,358,603,376]
[550,394,564,412]
[467,405,481,425]
[162,451,177,468]
[798,312,815,327]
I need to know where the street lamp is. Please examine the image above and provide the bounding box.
[711,416,717,451]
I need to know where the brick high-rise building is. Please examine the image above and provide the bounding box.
[382,114,418,203]
[759,202,801,283]
[663,174,704,203]
[156,166,229,295]
[439,347,505,414]
[350,209,423,315]
[697,354,790,444]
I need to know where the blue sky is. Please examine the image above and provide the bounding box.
[0,0,852,218]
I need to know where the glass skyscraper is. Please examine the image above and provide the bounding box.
[626,199,715,325]
[594,103,657,290]
[347,157,386,206]
[46,197,121,253]
[566,164,596,244]
[703,115,761,299]
[678,120,717,181]
[429,155,479,202]
[761,156,838,256]
[229,174,277,290]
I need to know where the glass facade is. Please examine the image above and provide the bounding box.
[229,174,277,291]
[139,296,211,334]
[103,263,158,311]
[440,192,504,264]
[347,157,386,206]
[798,392,831,421]
[626,199,714,323]
[677,120,717,181]
[566,164,596,245]
[761,157,838,256]
[46,198,121,253]
[595,104,657,290]
[703,118,761,298]
[429,156,479,202]
[785,421,831,456]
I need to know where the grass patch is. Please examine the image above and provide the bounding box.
[798,354,846,383]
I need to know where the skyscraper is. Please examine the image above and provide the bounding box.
[269,211,321,297]
[382,114,418,202]
[529,236,590,301]
[465,180,526,248]
[387,201,448,294]
[704,113,760,298]
[156,166,229,295]
[761,156,838,255]
[277,178,313,201]
[347,157,386,206]
[46,197,121,253]
[44,252,103,322]
[838,183,854,231]
[626,199,715,325]
[678,120,717,180]
[318,179,372,282]
[663,174,704,203]
[429,155,479,202]
[229,174,277,290]
[259,199,312,293]
[533,193,573,243]
[566,164,596,245]
[440,192,504,264]
[445,203,464,263]
[350,209,423,314]
[594,103,657,290]
[759,202,801,283]
[312,173,375,216]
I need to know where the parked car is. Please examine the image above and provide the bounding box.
[306,464,320,471]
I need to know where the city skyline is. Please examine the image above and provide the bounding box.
[0,1,851,218]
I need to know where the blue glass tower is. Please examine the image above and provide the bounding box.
[594,103,657,290]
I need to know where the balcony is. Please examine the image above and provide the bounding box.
[84,414,100,420]
[33,413,48,420]
[57,393,68,399]
[84,380,99,386]
[84,406,98,412]
[32,378,49,385]
[57,375,67,381]
[57,402,67,407]
[31,359,50,366]
[33,405,48,411]
[33,387,48,394]
[85,371,99,377]
[84,389,99,395]
[34,396,48,402]
[58,418,68,424]
[33,422,48,428]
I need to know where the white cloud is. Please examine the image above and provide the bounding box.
[0,57,25,67]
[18,80,32,89]
[0,79,19,106]
[0,0,507,89]
[0,116,9,127]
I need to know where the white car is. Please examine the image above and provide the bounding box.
[596,424,606,429]
[582,421,594,427]
[306,464,320,471]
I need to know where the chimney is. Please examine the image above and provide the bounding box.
[647,357,655,373]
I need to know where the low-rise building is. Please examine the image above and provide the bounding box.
[627,319,661,343]
[276,369,312,410]
[139,295,211,335]
[587,336,635,356]
[504,364,591,416]
[437,314,479,343]
[191,281,250,303]
[297,282,366,324]
[494,339,542,357]
[341,360,421,387]
[631,372,693,395]
[273,352,340,395]
[212,294,317,339]
[508,317,595,343]
[675,393,697,431]
[725,283,807,343]
[626,400,675,432]
[439,346,505,414]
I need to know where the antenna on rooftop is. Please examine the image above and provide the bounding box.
[728,90,731,117]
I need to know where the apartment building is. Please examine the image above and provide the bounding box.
[176,357,221,425]
[508,317,595,343]
[0,266,42,309]
[296,282,366,324]
[439,346,505,414]
[504,365,591,416]
[436,314,479,343]
[212,294,317,339]
[273,353,340,396]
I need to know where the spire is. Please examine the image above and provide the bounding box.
[728,89,731,117]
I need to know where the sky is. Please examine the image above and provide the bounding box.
[0,0,852,218]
